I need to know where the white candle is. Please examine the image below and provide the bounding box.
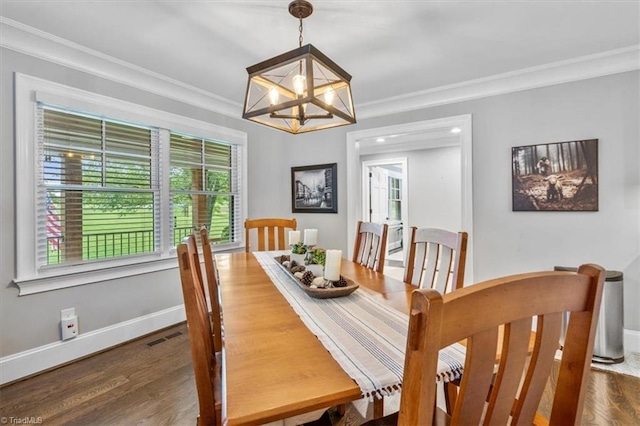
[288,230,300,246]
[303,229,318,246]
[324,249,342,281]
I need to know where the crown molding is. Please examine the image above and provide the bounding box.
[2,17,638,122]
[357,45,640,120]
[0,17,242,118]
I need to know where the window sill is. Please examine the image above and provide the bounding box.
[13,242,244,296]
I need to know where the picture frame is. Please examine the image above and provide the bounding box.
[511,139,598,212]
[291,163,338,213]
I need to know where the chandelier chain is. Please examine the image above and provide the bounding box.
[298,16,303,47]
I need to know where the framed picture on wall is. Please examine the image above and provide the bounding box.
[511,139,598,211]
[291,163,338,213]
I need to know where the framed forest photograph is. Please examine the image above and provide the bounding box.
[291,163,338,213]
[512,139,598,211]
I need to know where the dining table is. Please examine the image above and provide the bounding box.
[215,251,465,426]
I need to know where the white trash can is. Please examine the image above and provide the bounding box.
[554,266,624,364]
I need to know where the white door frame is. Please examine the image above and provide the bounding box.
[346,114,474,283]
[361,158,409,259]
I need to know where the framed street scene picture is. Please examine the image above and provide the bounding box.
[291,163,338,213]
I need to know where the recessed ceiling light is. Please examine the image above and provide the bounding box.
[376,137,385,143]
[451,127,462,134]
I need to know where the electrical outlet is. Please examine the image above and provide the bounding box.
[60,308,78,340]
[61,308,75,321]
[61,317,78,340]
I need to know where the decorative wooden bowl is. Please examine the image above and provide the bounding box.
[274,256,358,299]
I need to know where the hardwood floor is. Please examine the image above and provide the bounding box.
[1,323,639,425]
[0,324,197,425]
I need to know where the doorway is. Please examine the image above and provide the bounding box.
[362,158,408,267]
[346,114,474,283]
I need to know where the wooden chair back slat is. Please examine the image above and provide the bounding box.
[485,318,532,424]
[396,264,605,426]
[352,221,388,273]
[200,228,223,354]
[244,218,297,252]
[404,227,468,293]
[454,327,499,425]
[513,312,563,424]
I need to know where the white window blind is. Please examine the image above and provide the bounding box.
[37,105,161,268]
[169,133,242,247]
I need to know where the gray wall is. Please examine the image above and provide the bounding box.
[1,45,638,359]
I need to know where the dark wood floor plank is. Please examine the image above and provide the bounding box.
[1,323,638,425]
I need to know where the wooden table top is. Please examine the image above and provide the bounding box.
[215,252,414,425]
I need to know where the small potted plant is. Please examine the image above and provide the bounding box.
[290,241,307,267]
[306,247,326,277]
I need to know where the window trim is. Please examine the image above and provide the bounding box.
[14,73,248,295]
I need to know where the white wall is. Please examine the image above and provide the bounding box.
[362,146,461,232]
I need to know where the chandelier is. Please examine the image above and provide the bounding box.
[242,0,356,134]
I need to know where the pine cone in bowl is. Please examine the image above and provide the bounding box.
[301,271,314,286]
[333,276,349,288]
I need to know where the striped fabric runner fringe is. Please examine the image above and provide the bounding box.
[254,251,465,400]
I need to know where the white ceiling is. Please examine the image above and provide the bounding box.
[1,0,638,109]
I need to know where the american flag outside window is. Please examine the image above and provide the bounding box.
[46,194,62,251]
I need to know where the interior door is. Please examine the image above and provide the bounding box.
[369,166,388,223]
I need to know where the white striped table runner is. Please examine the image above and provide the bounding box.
[253,251,465,400]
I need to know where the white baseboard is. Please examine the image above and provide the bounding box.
[0,305,185,385]
[624,329,640,353]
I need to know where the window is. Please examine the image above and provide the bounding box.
[388,176,402,221]
[170,133,241,247]
[15,74,247,294]
[41,107,160,267]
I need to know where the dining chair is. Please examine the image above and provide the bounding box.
[244,217,297,252]
[402,227,469,413]
[199,228,223,353]
[352,221,389,273]
[404,227,468,293]
[177,238,223,426]
[366,263,605,426]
